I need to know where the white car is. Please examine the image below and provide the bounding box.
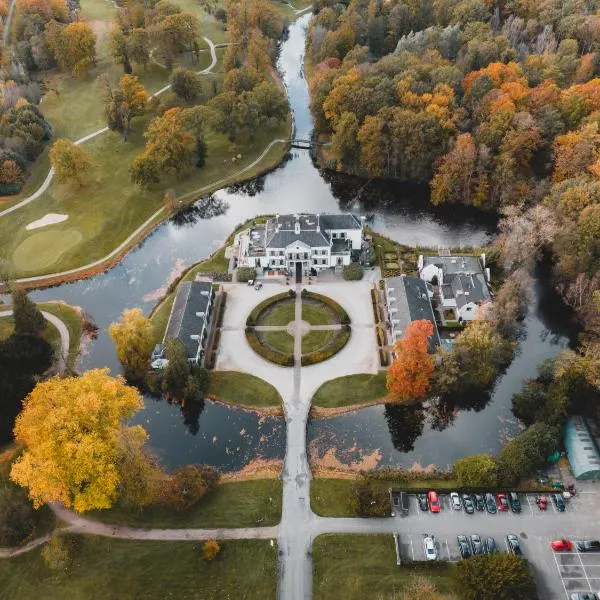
[450,492,462,510]
[423,534,438,561]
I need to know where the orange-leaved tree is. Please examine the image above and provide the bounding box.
[386,320,434,403]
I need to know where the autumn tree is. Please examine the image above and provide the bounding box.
[12,288,45,337]
[109,307,156,381]
[400,577,446,600]
[102,74,149,140]
[171,67,205,102]
[151,12,200,69]
[387,320,435,403]
[160,464,219,510]
[49,139,92,186]
[45,21,97,77]
[454,454,498,487]
[10,369,158,512]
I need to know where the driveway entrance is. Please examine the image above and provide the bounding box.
[295,261,302,283]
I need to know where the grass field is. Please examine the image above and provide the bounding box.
[90,479,282,527]
[301,329,333,354]
[209,370,283,408]
[259,299,296,326]
[302,300,336,325]
[0,537,278,600]
[260,330,295,354]
[312,534,458,600]
[312,372,389,408]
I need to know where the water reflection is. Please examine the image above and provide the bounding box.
[384,404,425,453]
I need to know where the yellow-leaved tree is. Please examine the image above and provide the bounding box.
[11,369,160,512]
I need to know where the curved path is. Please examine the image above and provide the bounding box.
[0,37,218,220]
[0,308,70,374]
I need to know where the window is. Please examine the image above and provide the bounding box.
[313,259,318,265]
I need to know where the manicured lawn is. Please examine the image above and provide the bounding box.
[259,299,296,326]
[90,479,282,527]
[209,370,282,408]
[312,372,389,408]
[302,300,335,325]
[301,329,334,354]
[312,534,458,600]
[0,537,278,600]
[184,247,229,277]
[260,330,295,354]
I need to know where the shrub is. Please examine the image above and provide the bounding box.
[0,485,36,546]
[42,534,82,570]
[216,292,227,327]
[343,262,363,280]
[301,326,350,366]
[202,539,221,561]
[379,348,390,366]
[454,454,498,488]
[245,328,294,366]
[349,481,390,516]
[160,464,220,511]
[236,267,256,282]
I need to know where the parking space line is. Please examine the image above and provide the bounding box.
[444,539,450,561]
[552,550,571,600]
[410,536,415,561]
[525,494,534,515]
[576,552,594,592]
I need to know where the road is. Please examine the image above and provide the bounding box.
[0,308,70,374]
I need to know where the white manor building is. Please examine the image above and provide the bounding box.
[236,213,363,276]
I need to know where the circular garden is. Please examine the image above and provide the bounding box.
[245,290,351,366]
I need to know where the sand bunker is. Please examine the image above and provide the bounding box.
[26,213,69,230]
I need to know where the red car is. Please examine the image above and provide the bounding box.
[551,539,573,552]
[496,492,509,511]
[428,491,441,513]
[536,495,548,510]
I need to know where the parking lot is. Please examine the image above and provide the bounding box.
[389,491,600,599]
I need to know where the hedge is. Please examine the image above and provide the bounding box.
[300,290,350,324]
[343,262,363,281]
[246,292,294,326]
[379,348,390,367]
[301,326,350,366]
[245,327,294,366]
[216,291,227,328]
[236,267,256,282]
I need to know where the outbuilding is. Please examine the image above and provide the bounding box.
[564,416,600,480]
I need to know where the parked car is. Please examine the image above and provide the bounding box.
[450,492,462,510]
[570,594,598,600]
[423,534,438,561]
[485,492,497,514]
[506,534,522,555]
[473,493,485,511]
[576,540,600,552]
[471,534,484,555]
[508,492,521,513]
[536,495,548,510]
[551,539,573,552]
[462,494,475,514]
[457,535,471,559]
[484,537,497,554]
[254,282,263,290]
[428,491,441,513]
[496,492,509,512]
[417,493,428,511]
[553,493,566,512]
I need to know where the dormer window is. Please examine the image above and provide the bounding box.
[295,222,300,234]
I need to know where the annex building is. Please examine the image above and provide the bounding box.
[236,213,363,277]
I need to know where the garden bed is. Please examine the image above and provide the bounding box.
[300,290,350,324]
[246,292,296,327]
[245,328,294,366]
[301,326,351,366]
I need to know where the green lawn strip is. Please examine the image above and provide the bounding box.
[312,372,388,408]
[301,300,335,325]
[0,537,277,600]
[312,534,458,600]
[311,479,458,517]
[0,116,290,277]
[301,329,333,354]
[259,330,295,354]
[89,479,282,527]
[209,370,282,408]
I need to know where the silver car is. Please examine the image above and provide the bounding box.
[450,492,462,510]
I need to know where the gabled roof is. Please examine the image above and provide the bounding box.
[163,281,212,359]
[319,214,362,230]
[421,255,483,276]
[450,273,492,309]
[385,275,440,352]
[268,230,329,249]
